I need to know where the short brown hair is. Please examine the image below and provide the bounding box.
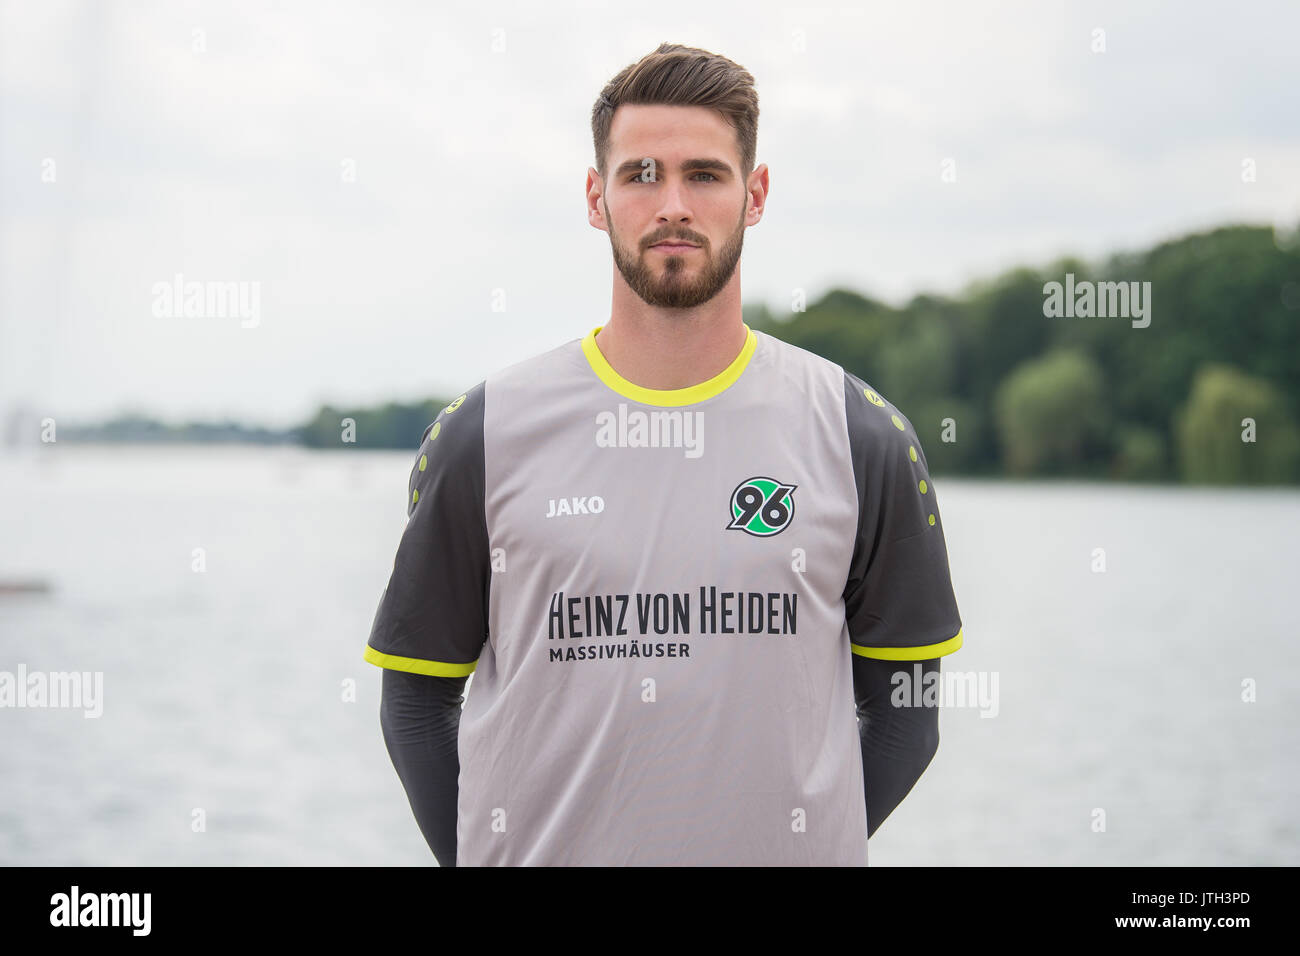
[591,42,760,184]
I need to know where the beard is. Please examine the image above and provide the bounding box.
[605,200,747,309]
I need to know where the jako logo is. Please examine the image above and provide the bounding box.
[595,404,703,459]
[546,496,605,518]
[727,477,797,536]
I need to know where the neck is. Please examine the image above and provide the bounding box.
[596,285,748,391]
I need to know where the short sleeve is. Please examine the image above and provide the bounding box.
[363,380,490,676]
[841,370,963,660]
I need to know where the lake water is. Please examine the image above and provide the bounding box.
[1,445,1296,865]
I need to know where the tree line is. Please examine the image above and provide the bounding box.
[300,222,1299,484]
[744,222,1300,484]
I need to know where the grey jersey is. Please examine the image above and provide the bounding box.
[364,324,963,865]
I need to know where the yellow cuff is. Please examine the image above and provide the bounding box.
[851,628,963,660]
[363,644,478,676]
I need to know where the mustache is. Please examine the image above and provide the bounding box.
[647,235,704,247]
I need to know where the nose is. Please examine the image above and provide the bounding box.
[653,182,694,230]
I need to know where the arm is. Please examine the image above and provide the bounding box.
[362,381,491,862]
[379,668,467,867]
[852,653,940,838]
[839,369,963,841]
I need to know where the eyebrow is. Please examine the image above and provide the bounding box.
[613,157,733,179]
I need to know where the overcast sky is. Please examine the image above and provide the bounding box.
[2,0,1297,429]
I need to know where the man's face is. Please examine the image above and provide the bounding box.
[594,104,754,309]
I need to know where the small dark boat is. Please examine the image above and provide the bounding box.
[0,579,52,595]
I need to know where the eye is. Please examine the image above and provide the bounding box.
[626,172,720,183]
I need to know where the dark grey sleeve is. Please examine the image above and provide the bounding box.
[852,653,941,838]
[364,380,491,674]
[841,369,963,656]
[379,668,467,867]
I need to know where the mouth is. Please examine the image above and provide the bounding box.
[650,242,700,253]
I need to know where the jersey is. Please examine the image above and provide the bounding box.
[363,323,964,866]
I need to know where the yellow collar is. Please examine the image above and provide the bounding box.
[581,324,757,407]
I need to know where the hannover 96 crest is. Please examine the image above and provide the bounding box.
[726,477,797,537]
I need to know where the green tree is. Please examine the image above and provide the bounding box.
[296,399,445,449]
[1175,364,1300,484]
[994,349,1109,475]
[907,396,987,474]
[1110,425,1168,481]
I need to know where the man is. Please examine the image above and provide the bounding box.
[366,42,963,866]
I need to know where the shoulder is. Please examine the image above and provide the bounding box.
[836,367,932,491]
[841,368,917,448]
[478,334,585,395]
[406,379,488,514]
[840,370,939,547]
[418,378,487,447]
[750,328,855,410]
[756,329,915,451]
[412,330,588,455]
